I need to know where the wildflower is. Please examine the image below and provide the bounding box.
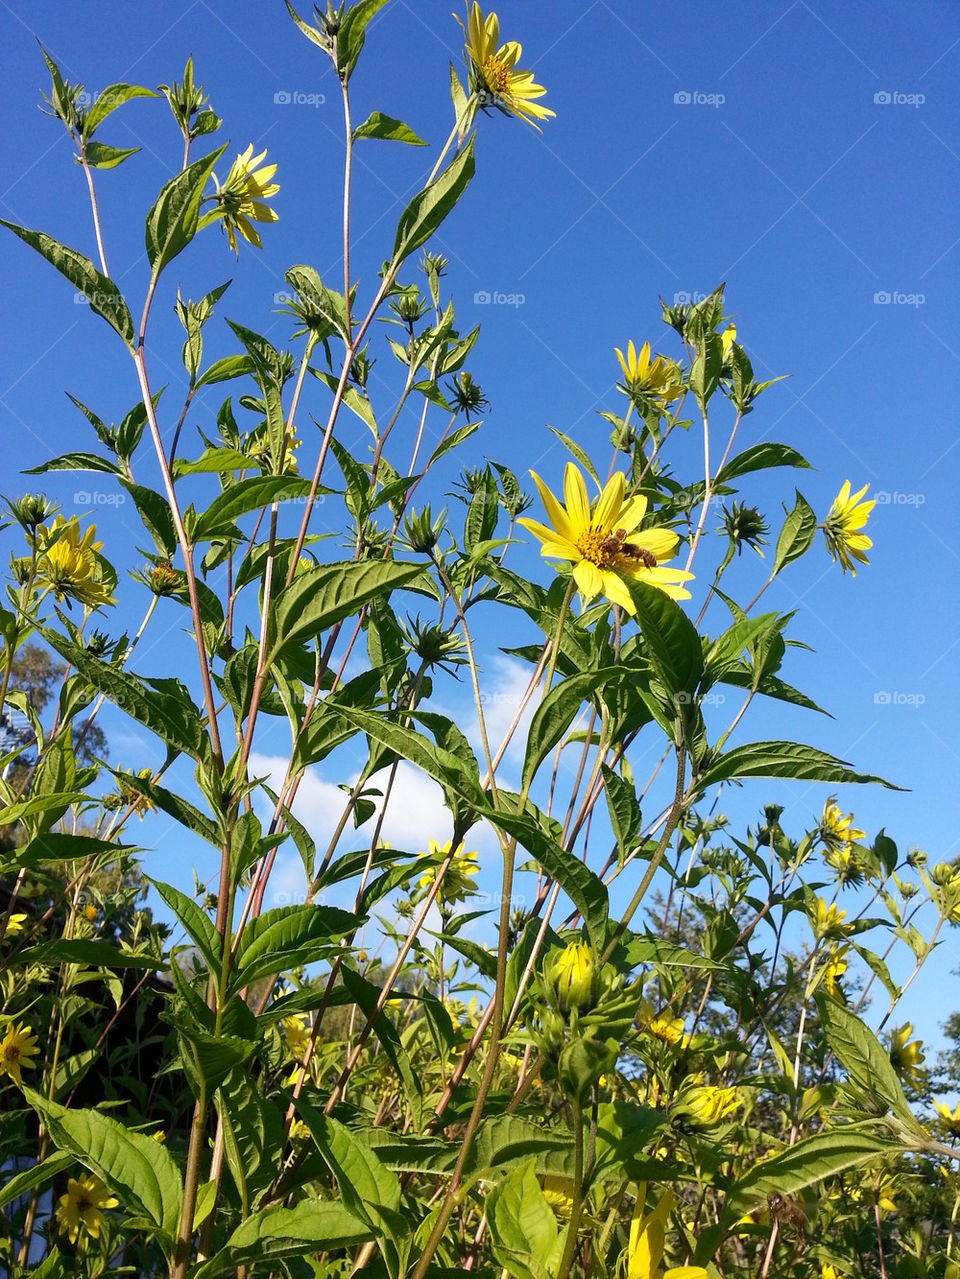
[888,1023,926,1087]
[458,4,554,129]
[874,1174,897,1213]
[638,1000,686,1047]
[4,913,27,937]
[822,481,875,575]
[152,1129,167,1144]
[448,371,488,416]
[544,941,597,1013]
[615,340,683,403]
[542,1175,575,1220]
[204,144,279,254]
[417,839,479,907]
[684,1082,742,1125]
[36,515,112,608]
[722,501,768,557]
[811,897,852,940]
[820,798,866,855]
[935,1099,960,1134]
[147,561,180,597]
[0,1021,40,1087]
[822,1266,845,1279]
[55,1173,118,1244]
[822,945,849,996]
[518,463,693,611]
[720,323,737,360]
[628,1186,708,1279]
[281,1014,311,1058]
[83,904,98,924]
[115,767,156,821]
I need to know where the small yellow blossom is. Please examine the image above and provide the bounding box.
[811,897,852,940]
[822,945,849,996]
[615,340,683,402]
[55,1172,118,1244]
[628,1186,708,1279]
[418,839,479,907]
[934,1098,960,1134]
[638,999,686,1047]
[545,941,597,1013]
[518,463,693,611]
[205,144,279,254]
[281,1014,311,1058]
[820,798,866,855]
[542,1175,575,1220]
[684,1082,741,1125]
[4,913,27,937]
[83,904,99,924]
[720,323,737,359]
[36,515,112,608]
[822,481,875,575]
[822,1265,845,1279]
[0,1021,40,1087]
[458,4,554,129]
[889,1023,926,1087]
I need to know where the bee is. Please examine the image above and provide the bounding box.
[767,1191,808,1243]
[600,528,658,568]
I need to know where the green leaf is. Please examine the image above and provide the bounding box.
[694,741,901,793]
[195,354,256,388]
[689,331,723,410]
[193,1200,373,1278]
[83,142,140,169]
[24,1090,183,1241]
[267,560,426,664]
[772,490,816,577]
[0,1150,74,1211]
[192,476,311,542]
[83,82,156,136]
[232,904,358,985]
[522,670,613,792]
[337,0,390,79]
[353,111,426,145]
[309,368,377,433]
[24,451,120,475]
[17,938,164,971]
[7,832,136,869]
[547,426,601,488]
[120,481,178,558]
[716,442,811,483]
[1,220,135,347]
[152,879,222,979]
[625,579,703,706]
[815,994,919,1127]
[216,1069,286,1208]
[720,1121,910,1224]
[392,138,475,265]
[146,145,226,279]
[486,1158,561,1279]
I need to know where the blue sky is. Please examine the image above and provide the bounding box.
[1,1,959,1055]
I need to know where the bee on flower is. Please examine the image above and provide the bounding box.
[822,481,875,575]
[518,463,693,612]
[55,1172,118,1244]
[457,4,554,129]
[202,143,279,254]
[0,1021,40,1087]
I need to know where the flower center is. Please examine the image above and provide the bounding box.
[482,55,513,97]
[576,527,617,570]
[5,1046,19,1062]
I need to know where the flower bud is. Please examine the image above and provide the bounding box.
[544,941,598,1014]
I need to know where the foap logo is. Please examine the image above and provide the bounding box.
[274,89,325,107]
[874,690,926,708]
[674,90,725,108]
[874,90,925,108]
[673,290,709,306]
[473,289,525,308]
[874,490,925,507]
[873,290,925,307]
[74,490,125,507]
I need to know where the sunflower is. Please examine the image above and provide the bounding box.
[822,481,875,575]
[418,839,479,907]
[544,941,597,1012]
[55,1173,118,1244]
[204,143,279,254]
[0,1021,40,1087]
[614,340,683,403]
[36,515,112,608]
[811,897,852,940]
[638,999,687,1047]
[820,797,866,858]
[684,1082,742,1125]
[629,1186,708,1279]
[934,1098,960,1134]
[889,1023,926,1087]
[458,4,554,129]
[518,463,693,611]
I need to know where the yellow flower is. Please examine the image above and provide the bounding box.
[518,464,693,611]
[822,481,875,575]
[55,1172,118,1244]
[822,1266,845,1279]
[205,143,279,254]
[542,1175,575,1220]
[545,941,597,1013]
[418,839,480,907]
[684,1083,742,1125]
[615,340,683,403]
[4,913,27,937]
[0,1021,40,1087]
[628,1186,707,1279]
[889,1023,926,1087]
[638,1000,686,1047]
[720,323,737,359]
[874,1173,897,1213]
[811,897,852,940]
[934,1098,960,1134]
[820,798,866,855]
[822,945,849,996]
[459,4,554,129]
[36,515,112,608]
[115,767,157,821]
[281,1014,311,1058]
[152,1129,167,1144]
